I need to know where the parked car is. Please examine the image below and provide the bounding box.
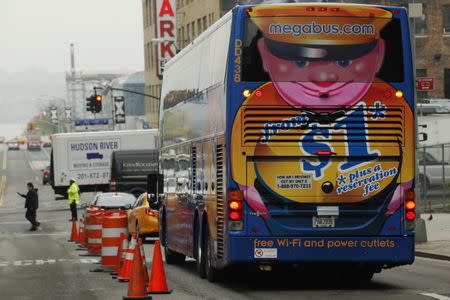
[426,99,450,111]
[42,140,52,148]
[418,151,450,192]
[27,139,41,151]
[41,166,50,185]
[7,140,20,151]
[89,192,136,210]
[127,192,160,239]
[417,103,450,115]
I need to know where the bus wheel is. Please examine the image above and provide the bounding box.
[162,216,185,265]
[195,221,206,278]
[205,225,220,282]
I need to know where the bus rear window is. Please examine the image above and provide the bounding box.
[242,17,404,83]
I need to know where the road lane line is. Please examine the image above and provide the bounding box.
[421,293,450,300]
[2,149,7,170]
[43,148,50,160]
[0,258,99,268]
[0,176,6,207]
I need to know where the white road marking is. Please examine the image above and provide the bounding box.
[0,258,99,268]
[0,232,67,238]
[29,160,49,170]
[0,175,6,207]
[2,149,7,169]
[420,293,450,300]
[42,148,50,160]
[0,219,60,225]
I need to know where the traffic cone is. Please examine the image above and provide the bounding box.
[68,219,79,242]
[77,218,86,247]
[122,240,152,300]
[112,233,128,276]
[118,235,137,282]
[138,239,149,283]
[147,240,172,294]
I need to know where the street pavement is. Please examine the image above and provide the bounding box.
[0,144,450,300]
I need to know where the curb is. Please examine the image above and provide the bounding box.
[415,251,450,261]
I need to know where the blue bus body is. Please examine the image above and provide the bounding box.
[159,4,415,281]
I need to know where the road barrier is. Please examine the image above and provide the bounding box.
[86,208,104,255]
[101,210,128,268]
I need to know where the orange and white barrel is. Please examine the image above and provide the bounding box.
[86,208,104,255]
[100,210,128,268]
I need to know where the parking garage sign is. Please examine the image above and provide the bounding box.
[416,77,434,91]
[156,0,177,76]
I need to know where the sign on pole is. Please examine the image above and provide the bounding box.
[50,107,58,124]
[114,96,126,124]
[156,0,177,76]
[416,77,434,91]
[65,107,72,120]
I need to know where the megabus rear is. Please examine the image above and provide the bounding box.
[225,3,415,277]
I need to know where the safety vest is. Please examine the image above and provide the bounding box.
[67,183,80,205]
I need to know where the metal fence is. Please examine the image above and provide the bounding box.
[416,143,450,213]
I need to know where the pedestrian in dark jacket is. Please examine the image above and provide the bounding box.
[17,182,40,231]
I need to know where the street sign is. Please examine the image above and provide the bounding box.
[74,119,109,126]
[416,77,434,91]
[50,108,58,124]
[114,96,126,124]
[65,107,72,120]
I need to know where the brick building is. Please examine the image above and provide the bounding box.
[142,0,450,127]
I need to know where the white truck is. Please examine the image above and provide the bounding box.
[50,129,158,197]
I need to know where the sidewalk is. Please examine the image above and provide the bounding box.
[415,213,450,260]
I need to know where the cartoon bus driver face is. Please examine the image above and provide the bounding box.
[250,6,392,110]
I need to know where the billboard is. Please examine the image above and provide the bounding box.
[156,0,177,76]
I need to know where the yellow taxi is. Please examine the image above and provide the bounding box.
[127,192,159,239]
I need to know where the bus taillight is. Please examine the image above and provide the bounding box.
[228,189,243,231]
[405,190,415,229]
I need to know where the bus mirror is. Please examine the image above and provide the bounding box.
[419,132,428,142]
[147,173,164,195]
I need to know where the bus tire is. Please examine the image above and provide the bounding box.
[205,225,220,282]
[195,220,206,278]
[162,214,185,265]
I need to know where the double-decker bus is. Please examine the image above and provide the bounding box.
[159,3,416,282]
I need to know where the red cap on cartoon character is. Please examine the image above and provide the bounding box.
[249,4,393,109]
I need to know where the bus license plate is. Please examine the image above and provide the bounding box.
[312,216,335,228]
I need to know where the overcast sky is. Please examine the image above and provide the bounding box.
[0,0,144,73]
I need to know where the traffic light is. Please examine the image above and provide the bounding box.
[86,96,94,112]
[86,94,102,113]
[94,95,102,113]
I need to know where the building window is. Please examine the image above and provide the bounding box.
[415,4,427,36]
[147,0,152,27]
[445,69,450,99]
[202,16,207,31]
[191,21,195,38]
[197,18,202,36]
[150,43,154,70]
[187,23,191,42]
[443,6,450,35]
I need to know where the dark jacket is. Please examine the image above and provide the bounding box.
[19,189,39,209]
